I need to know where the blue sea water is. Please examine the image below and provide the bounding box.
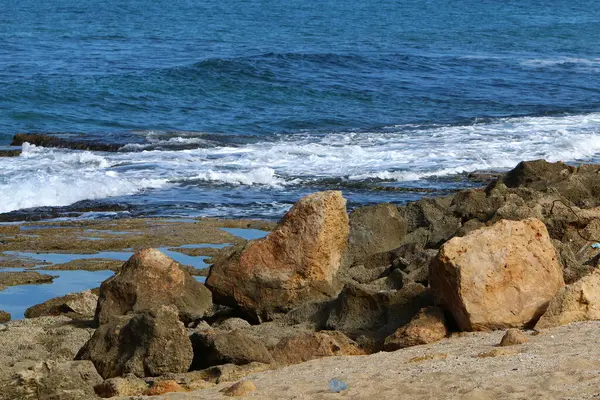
[1,0,600,219]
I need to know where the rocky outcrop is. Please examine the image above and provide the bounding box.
[77,306,193,379]
[206,191,349,321]
[190,330,274,370]
[25,290,98,319]
[0,271,55,289]
[0,310,10,323]
[270,331,364,365]
[430,218,564,331]
[95,248,212,326]
[536,269,600,329]
[384,306,448,351]
[5,360,102,400]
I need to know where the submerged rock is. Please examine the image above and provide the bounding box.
[206,191,349,321]
[77,306,193,379]
[430,218,564,331]
[95,248,212,326]
[11,133,121,152]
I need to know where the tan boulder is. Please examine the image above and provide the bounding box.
[95,248,212,326]
[221,380,257,397]
[384,306,448,351]
[206,191,349,320]
[536,269,600,329]
[499,328,528,346]
[430,218,564,331]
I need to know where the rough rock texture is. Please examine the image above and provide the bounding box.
[206,191,349,320]
[214,317,252,331]
[536,269,600,329]
[25,290,98,319]
[430,218,564,331]
[270,331,364,365]
[499,329,529,346]
[77,306,193,379]
[190,330,274,370]
[95,248,212,326]
[3,360,102,400]
[221,380,257,397]
[0,316,94,383]
[384,307,448,351]
[94,375,149,398]
[0,310,9,323]
[325,281,431,340]
[342,203,407,267]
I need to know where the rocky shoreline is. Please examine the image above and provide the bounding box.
[3,159,600,399]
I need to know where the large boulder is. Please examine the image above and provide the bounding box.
[3,360,103,400]
[430,218,564,331]
[77,306,193,379]
[270,331,364,365]
[190,330,274,370]
[25,290,98,319]
[342,203,407,267]
[206,191,349,320]
[383,306,448,351]
[95,248,212,326]
[536,269,600,329]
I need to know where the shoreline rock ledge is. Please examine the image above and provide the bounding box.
[206,190,350,321]
[430,217,564,331]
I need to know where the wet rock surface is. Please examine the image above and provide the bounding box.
[0,271,56,290]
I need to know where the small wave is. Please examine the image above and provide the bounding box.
[187,167,287,186]
[521,57,600,70]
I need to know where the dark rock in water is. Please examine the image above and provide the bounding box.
[270,331,364,365]
[11,133,121,152]
[95,248,212,326]
[77,306,193,379]
[206,191,349,322]
[342,203,407,268]
[25,290,98,319]
[0,271,56,289]
[0,310,10,323]
[190,329,274,370]
[0,149,21,157]
[6,360,103,400]
[0,200,133,222]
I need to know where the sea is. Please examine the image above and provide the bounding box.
[1,0,600,221]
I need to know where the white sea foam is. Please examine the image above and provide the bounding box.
[2,113,600,213]
[521,57,600,71]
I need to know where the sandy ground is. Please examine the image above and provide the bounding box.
[156,321,600,400]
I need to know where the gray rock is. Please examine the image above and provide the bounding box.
[214,317,252,331]
[77,306,193,379]
[342,203,408,268]
[190,329,274,370]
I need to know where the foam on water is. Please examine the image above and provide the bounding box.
[1,113,600,215]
